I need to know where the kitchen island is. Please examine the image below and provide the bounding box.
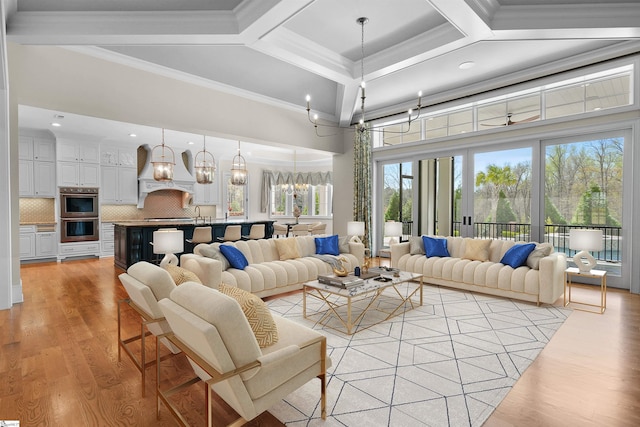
[113,220,274,270]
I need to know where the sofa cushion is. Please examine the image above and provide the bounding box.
[462,238,491,261]
[199,244,231,270]
[275,238,301,260]
[500,243,536,268]
[217,283,278,348]
[315,235,340,256]
[338,235,351,253]
[219,245,249,270]
[164,264,203,285]
[526,242,553,269]
[410,236,425,255]
[423,236,450,257]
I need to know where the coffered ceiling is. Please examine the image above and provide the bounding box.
[6,0,640,159]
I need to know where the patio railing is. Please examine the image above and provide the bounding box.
[450,221,621,262]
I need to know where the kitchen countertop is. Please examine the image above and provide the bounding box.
[112,219,274,227]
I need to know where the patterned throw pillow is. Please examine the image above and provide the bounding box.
[164,264,202,285]
[217,283,278,348]
[462,238,491,261]
[275,237,301,260]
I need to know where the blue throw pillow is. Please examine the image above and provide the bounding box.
[315,234,340,256]
[219,245,249,270]
[500,243,536,268]
[423,236,450,257]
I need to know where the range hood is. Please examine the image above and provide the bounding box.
[138,145,196,208]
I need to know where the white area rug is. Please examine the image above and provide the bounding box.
[267,284,570,427]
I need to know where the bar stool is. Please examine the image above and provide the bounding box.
[217,225,242,242]
[186,226,212,245]
[242,224,265,240]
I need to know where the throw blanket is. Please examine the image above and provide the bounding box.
[311,254,342,270]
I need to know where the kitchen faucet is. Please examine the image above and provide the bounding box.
[194,205,201,222]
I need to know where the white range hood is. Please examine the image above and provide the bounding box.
[138,146,196,208]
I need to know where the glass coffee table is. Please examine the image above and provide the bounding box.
[303,271,423,335]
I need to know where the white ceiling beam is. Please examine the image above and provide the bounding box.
[6,10,245,45]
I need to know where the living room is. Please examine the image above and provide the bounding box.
[2,1,640,426]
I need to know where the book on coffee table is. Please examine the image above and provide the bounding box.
[317,274,364,289]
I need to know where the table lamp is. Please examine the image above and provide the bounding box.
[153,229,184,267]
[384,221,403,246]
[569,229,603,273]
[347,221,365,243]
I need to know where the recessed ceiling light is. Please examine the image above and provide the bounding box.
[458,61,475,70]
[187,141,194,145]
[129,133,137,137]
[51,122,61,127]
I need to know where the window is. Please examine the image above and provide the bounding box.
[269,184,332,217]
[225,172,247,219]
[373,64,633,147]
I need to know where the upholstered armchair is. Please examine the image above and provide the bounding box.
[117,261,183,396]
[157,282,330,425]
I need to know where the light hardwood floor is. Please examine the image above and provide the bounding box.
[1,258,639,426]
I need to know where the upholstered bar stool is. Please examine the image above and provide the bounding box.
[242,223,265,240]
[217,224,242,242]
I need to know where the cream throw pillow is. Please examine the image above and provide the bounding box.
[217,283,278,348]
[462,238,491,261]
[275,238,301,260]
[526,242,553,269]
[164,264,202,285]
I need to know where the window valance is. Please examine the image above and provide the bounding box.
[261,170,333,212]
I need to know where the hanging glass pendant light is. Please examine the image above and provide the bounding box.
[151,128,175,181]
[230,140,248,185]
[194,135,216,184]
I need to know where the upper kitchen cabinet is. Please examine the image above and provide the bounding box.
[57,140,100,163]
[19,135,56,197]
[57,139,100,187]
[101,146,137,168]
[100,145,138,204]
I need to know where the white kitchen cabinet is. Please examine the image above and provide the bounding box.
[35,232,57,257]
[193,175,220,205]
[33,161,57,197]
[57,140,100,163]
[58,242,101,260]
[101,222,115,256]
[58,161,100,187]
[20,226,57,260]
[101,165,137,204]
[19,136,56,197]
[101,146,137,168]
[19,228,36,259]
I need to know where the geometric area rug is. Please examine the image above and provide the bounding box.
[267,284,571,426]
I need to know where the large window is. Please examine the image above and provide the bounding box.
[373,64,633,147]
[224,172,247,219]
[269,183,332,218]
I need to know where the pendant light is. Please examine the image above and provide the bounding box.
[151,128,175,181]
[194,135,216,184]
[230,140,248,185]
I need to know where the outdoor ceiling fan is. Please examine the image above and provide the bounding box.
[481,113,540,127]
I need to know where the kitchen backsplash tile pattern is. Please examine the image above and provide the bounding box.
[101,190,216,221]
[19,198,55,223]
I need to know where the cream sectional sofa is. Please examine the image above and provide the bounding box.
[181,235,365,299]
[391,236,566,305]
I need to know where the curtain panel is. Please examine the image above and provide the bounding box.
[261,170,333,212]
[353,127,372,249]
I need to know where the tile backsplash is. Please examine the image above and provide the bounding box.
[101,190,216,221]
[19,198,55,223]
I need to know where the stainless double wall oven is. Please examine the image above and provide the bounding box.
[59,187,99,243]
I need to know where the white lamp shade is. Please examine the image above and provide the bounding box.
[569,229,603,251]
[153,229,184,254]
[384,221,403,237]
[347,221,365,236]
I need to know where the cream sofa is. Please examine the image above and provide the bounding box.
[181,235,365,298]
[391,236,566,305]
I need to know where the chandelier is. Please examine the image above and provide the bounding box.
[283,150,309,196]
[230,140,248,185]
[151,128,175,181]
[194,135,216,184]
[306,17,423,137]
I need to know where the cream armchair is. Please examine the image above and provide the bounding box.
[117,261,182,396]
[157,282,330,425]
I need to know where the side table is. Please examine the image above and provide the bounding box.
[564,267,606,314]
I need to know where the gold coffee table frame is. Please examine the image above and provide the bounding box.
[303,271,424,335]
